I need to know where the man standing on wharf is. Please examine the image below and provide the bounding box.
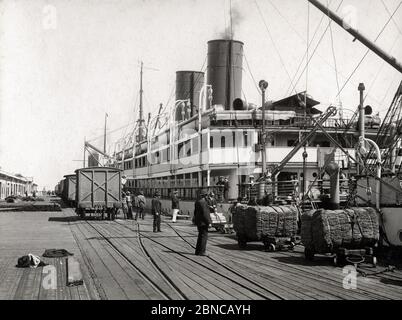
[136,191,146,220]
[171,190,180,223]
[193,190,212,256]
[152,191,162,232]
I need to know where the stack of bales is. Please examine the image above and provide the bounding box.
[233,205,299,241]
[301,207,379,253]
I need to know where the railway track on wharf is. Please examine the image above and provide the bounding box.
[171,224,402,300]
[113,220,286,300]
[67,215,402,300]
[79,219,188,300]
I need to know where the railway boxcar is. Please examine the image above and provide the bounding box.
[75,166,122,219]
[58,179,65,197]
[63,174,77,206]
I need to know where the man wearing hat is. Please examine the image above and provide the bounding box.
[126,191,133,219]
[193,190,212,256]
[171,190,180,223]
[151,191,162,232]
[135,191,146,220]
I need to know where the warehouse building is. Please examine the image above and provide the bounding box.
[0,169,37,199]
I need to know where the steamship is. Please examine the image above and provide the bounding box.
[113,38,393,220]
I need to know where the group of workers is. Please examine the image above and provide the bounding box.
[120,188,225,256]
[121,191,146,220]
[121,189,181,232]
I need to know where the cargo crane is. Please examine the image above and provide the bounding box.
[84,141,112,167]
[307,0,402,249]
[270,106,338,178]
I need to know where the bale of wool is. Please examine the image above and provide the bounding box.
[279,205,299,237]
[310,209,355,252]
[232,204,247,235]
[234,205,298,241]
[260,206,279,237]
[301,210,315,248]
[245,206,262,240]
[350,207,379,246]
[301,207,379,253]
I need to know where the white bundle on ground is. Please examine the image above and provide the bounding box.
[301,207,379,253]
[233,205,298,241]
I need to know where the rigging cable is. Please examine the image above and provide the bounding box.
[269,0,383,106]
[286,0,344,97]
[364,33,401,104]
[334,0,402,100]
[305,1,310,106]
[243,52,261,95]
[327,0,342,113]
[265,0,346,98]
[302,1,311,209]
[254,0,298,95]
[381,0,402,37]
[229,0,233,39]
[228,0,242,190]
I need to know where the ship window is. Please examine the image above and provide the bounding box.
[287,140,296,147]
[210,136,214,148]
[221,136,226,148]
[232,132,236,146]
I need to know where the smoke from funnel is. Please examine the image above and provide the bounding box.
[219,5,243,40]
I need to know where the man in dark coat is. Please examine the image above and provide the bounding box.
[151,192,162,232]
[193,190,212,256]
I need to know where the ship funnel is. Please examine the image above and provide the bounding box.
[206,39,244,110]
[175,71,205,121]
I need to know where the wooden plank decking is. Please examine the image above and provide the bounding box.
[0,207,401,300]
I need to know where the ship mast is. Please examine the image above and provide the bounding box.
[137,61,145,142]
[307,0,402,74]
[103,113,108,155]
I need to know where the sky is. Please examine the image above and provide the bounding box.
[0,0,401,189]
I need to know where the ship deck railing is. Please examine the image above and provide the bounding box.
[124,178,350,204]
